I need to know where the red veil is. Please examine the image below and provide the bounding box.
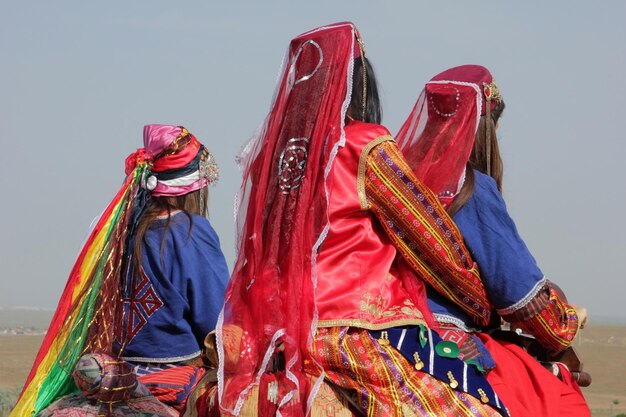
[395,79,482,208]
[217,23,359,416]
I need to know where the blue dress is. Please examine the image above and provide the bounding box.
[120,211,229,363]
[427,170,546,367]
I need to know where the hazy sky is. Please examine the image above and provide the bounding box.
[1,2,625,322]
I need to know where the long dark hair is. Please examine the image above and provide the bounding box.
[447,100,506,216]
[132,187,208,274]
[347,57,382,124]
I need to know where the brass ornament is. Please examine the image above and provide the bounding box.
[413,352,425,370]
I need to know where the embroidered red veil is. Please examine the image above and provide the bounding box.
[217,23,359,416]
[396,65,499,207]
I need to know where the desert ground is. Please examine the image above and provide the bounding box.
[1,326,625,416]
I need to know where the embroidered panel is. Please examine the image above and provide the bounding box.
[117,268,164,345]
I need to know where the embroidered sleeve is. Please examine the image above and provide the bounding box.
[361,139,492,327]
[504,282,579,354]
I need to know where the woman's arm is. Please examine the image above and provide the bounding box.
[454,171,580,354]
[504,281,580,354]
[360,138,492,327]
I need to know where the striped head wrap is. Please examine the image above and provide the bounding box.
[125,124,219,196]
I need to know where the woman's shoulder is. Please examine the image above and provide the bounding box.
[472,169,499,192]
[469,170,505,205]
[149,211,212,235]
[345,120,391,138]
[164,213,222,251]
[454,170,506,220]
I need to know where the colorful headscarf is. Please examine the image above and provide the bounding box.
[217,22,360,416]
[126,124,219,197]
[12,125,218,417]
[396,65,502,207]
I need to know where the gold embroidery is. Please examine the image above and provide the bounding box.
[357,135,394,210]
[400,299,424,318]
[316,318,426,331]
[359,292,424,321]
[359,292,380,318]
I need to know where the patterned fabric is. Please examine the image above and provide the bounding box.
[72,354,140,404]
[118,268,164,345]
[181,378,220,417]
[362,139,492,327]
[436,323,489,368]
[14,168,144,417]
[131,362,179,377]
[137,365,206,411]
[311,327,506,417]
[509,284,579,355]
[181,375,358,417]
[368,327,505,412]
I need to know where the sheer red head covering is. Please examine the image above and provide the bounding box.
[217,22,360,416]
[396,65,502,207]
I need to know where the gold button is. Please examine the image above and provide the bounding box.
[413,352,424,370]
[447,371,458,389]
[478,388,489,403]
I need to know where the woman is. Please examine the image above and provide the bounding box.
[210,23,506,417]
[396,65,590,416]
[117,125,228,411]
[13,124,229,416]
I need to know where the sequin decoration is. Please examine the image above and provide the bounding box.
[278,138,310,194]
[291,40,324,85]
[429,85,461,118]
[198,147,220,185]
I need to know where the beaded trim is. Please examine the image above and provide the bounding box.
[497,276,548,316]
[433,313,478,333]
[121,350,201,363]
[428,85,461,118]
[317,317,426,331]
